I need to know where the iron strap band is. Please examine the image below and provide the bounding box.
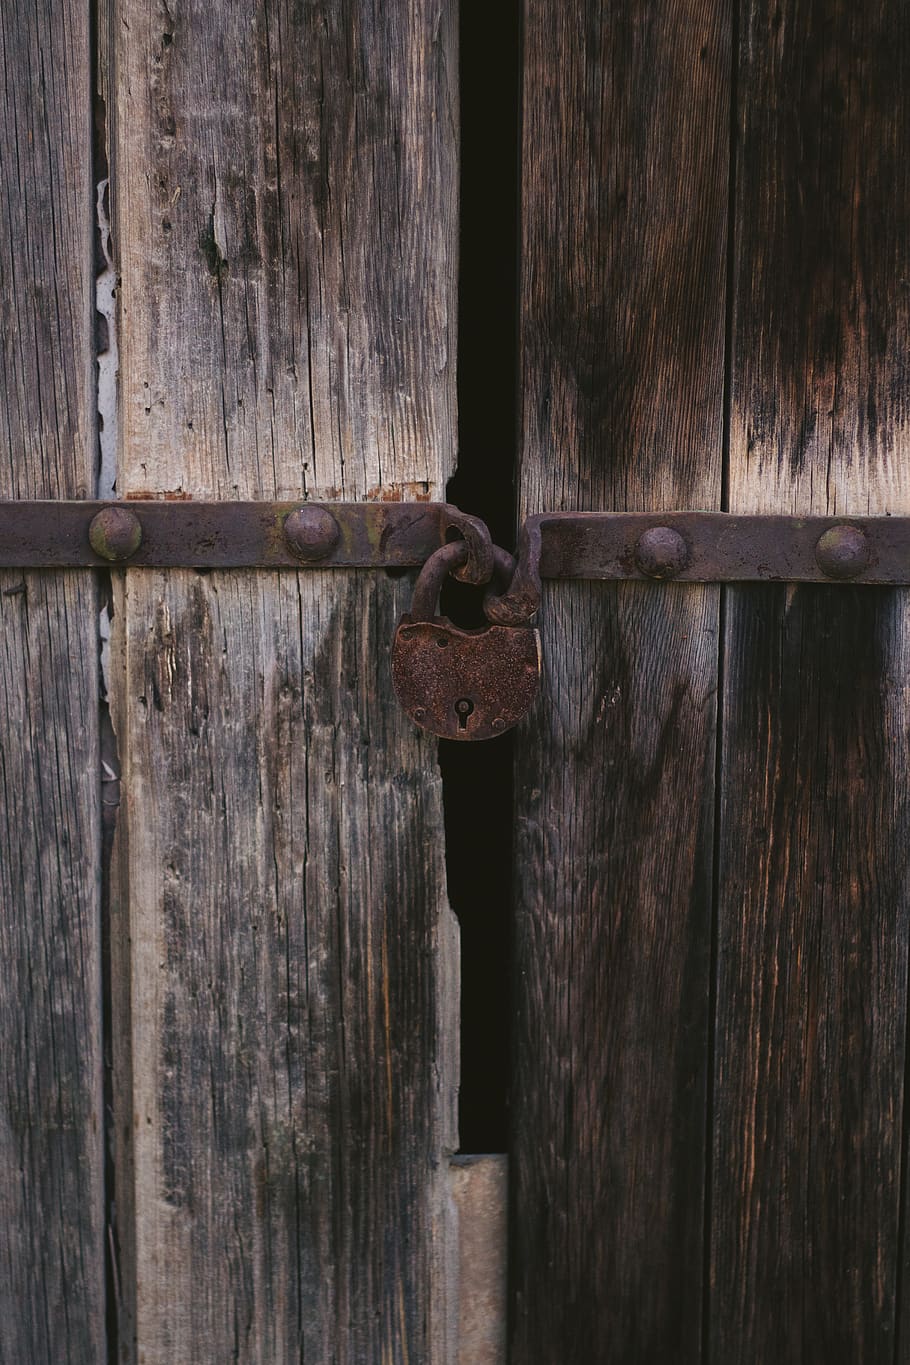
[0,501,908,584]
[0,501,476,572]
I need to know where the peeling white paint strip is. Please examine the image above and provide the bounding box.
[96,177,118,502]
[98,600,113,704]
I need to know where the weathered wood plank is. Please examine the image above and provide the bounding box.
[112,1,459,1359]
[0,2,105,1360]
[726,2,910,520]
[510,2,730,1359]
[115,0,456,503]
[712,589,909,1360]
[711,1,910,1358]
[449,1155,507,1365]
[0,1,94,502]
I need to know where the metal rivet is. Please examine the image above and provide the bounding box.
[815,524,870,580]
[283,506,340,561]
[88,506,143,562]
[413,707,426,722]
[634,525,689,579]
[491,717,506,731]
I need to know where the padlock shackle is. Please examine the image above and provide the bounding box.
[408,541,516,623]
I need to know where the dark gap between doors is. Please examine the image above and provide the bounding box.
[440,0,522,1156]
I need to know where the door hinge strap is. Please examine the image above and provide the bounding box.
[0,501,907,587]
[482,510,910,625]
[0,500,494,577]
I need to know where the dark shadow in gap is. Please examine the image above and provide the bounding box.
[440,0,521,1156]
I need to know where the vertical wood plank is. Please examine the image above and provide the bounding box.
[0,0,94,502]
[0,1,105,1360]
[511,2,729,1359]
[112,1,459,1359]
[450,1155,507,1365]
[711,1,910,1358]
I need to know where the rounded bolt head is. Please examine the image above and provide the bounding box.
[815,524,870,580]
[88,506,143,562]
[283,506,340,561]
[413,707,427,722]
[634,526,689,579]
[491,717,506,732]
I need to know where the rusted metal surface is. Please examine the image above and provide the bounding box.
[392,541,541,740]
[0,501,470,569]
[486,511,910,625]
[282,506,341,561]
[446,508,495,585]
[534,512,910,583]
[408,541,483,620]
[88,506,144,562]
[391,619,541,740]
[813,523,871,580]
[484,518,544,626]
[5,503,910,588]
[634,525,690,578]
[408,541,517,623]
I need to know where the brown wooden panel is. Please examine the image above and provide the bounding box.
[726,3,910,520]
[112,0,459,1358]
[711,1,910,1358]
[511,1,730,1358]
[712,587,908,1360]
[0,2,105,1359]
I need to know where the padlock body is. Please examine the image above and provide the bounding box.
[391,615,541,740]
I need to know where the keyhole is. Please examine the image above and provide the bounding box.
[455,697,475,731]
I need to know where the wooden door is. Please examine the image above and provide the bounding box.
[511,2,910,1362]
[2,0,909,1362]
[3,1,460,1360]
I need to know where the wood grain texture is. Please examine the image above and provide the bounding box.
[712,588,910,1362]
[511,2,729,1359]
[112,0,459,1359]
[0,0,94,501]
[120,570,457,1362]
[116,0,456,502]
[712,2,910,1359]
[0,575,105,1364]
[0,2,105,1360]
[727,0,910,520]
[450,1155,507,1365]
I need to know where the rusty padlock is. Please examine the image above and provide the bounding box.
[391,540,541,740]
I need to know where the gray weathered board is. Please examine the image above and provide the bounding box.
[109,0,460,1360]
[0,2,105,1361]
[3,0,462,1361]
